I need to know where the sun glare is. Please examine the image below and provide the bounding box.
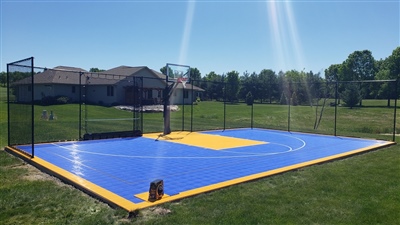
[178,1,196,65]
[266,1,305,71]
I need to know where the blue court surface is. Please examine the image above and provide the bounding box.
[11,128,394,211]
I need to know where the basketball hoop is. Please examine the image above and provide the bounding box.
[164,63,190,135]
[177,77,188,88]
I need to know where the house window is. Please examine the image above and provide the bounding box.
[107,86,114,96]
[148,90,153,98]
[72,86,76,93]
[183,90,189,99]
[27,85,32,92]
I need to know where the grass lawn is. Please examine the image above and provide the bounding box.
[1,85,399,224]
[1,145,399,224]
[0,86,8,148]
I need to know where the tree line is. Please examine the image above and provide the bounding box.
[163,47,399,108]
[2,47,399,108]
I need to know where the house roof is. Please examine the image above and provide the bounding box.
[103,66,167,80]
[53,66,87,72]
[174,82,204,92]
[12,66,87,85]
[103,66,146,76]
[13,65,204,91]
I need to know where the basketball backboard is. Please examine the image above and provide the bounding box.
[166,63,190,87]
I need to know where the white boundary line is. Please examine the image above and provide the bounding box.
[50,132,307,159]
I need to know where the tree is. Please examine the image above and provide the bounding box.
[291,92,298,106]
[342,50,376,81]
[239,71,258,102]
[344,50,376,105]
[190,68,201,82]
[386,47,400,81]
[285,70,309,105]
[277,71,290,104]
[245,91,254,105]
[224,71,240,102]
[341,83,362,109]
[324,64,342,82]
[203,71,224,101]
[89,68,105,72]
[306,71,324,106]
[385,47,400,105]
[0,72,6,87]
[279,92,287,105]
[160,66,173,77]
[259,69,278,103]
[374,58,392,106]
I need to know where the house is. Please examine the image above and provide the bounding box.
[11,65,204,106]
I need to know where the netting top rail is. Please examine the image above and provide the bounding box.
[7,60,398,154]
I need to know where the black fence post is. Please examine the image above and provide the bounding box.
[84,75,89,135]
[334,81,338,136]
[287,82,291,132]
[251,102,254,129]
[163,77,169,135]
[393,79,398,142]
[191,80,194,132]
[6,64,10,147]
[30,58,34,158]
[182,85,185,131]
[288,96,291,132]
[134,76,137,132]
[223,80,226,131]
[79,71,82,140]
[140,77,144,133]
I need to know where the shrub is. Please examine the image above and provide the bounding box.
[341,83,362,109]
[41,96,57,106]
[279,93,287,105]
[245,91,254,105]
[56,96,70,104]
[41,95,70,105]
[291,92,298,106]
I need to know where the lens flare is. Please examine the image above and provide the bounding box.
[266,1,305,71]
[178,1,196,65]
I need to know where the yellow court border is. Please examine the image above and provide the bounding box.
[5,140,395,212]
[5,146,136,211]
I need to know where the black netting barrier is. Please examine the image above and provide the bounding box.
[189,79,225,131]
[31,69,81,143]
[7,57,34,157]
[155,77,397,142]
[82,73,143,140]
[6,59,398,152]
[333,80,397,140]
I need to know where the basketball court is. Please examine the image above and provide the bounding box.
[7,128,393,211]
[6,59,397,211]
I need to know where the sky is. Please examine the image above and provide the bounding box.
[1,0,399,77]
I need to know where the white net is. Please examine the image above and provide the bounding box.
[178,77,188,88]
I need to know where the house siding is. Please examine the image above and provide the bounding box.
[16,84,81,103]
[86,85,118,105]
[13,66,203,106]
[171,88,195,105]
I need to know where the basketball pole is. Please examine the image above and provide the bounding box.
[163,63,190,135]
[163,81,179,135]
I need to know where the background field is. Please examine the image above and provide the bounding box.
[1,86,399,224]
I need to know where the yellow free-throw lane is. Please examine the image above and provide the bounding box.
[143,131,267,150]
